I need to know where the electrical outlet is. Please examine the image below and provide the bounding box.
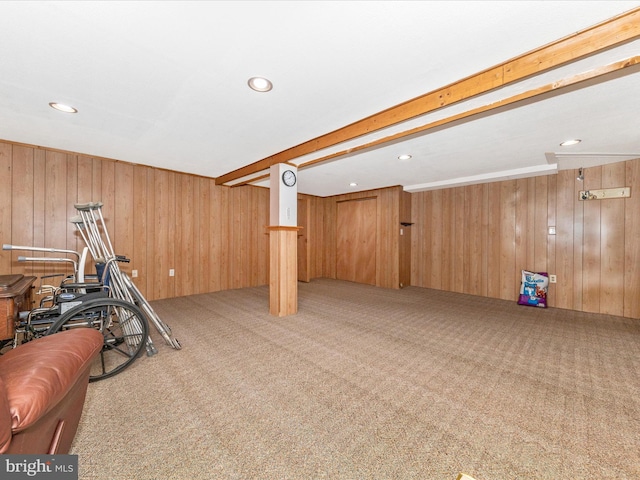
[169,269,175,277]
[131,269,138,278]
[549,274,557,283]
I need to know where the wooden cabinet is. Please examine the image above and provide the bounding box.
[0,275,36,341]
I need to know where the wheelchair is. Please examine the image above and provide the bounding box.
[4,249,149,382]
[3,201,181,379]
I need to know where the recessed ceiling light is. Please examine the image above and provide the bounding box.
[248,77,273,92]
[349,182,358,187]
[560,139,581,147]
[398,154,412,161]
[49,102,77,113]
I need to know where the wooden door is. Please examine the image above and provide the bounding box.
[336,198,377,285]
[297,197,310,282]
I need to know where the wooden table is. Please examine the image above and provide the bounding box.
[0,274,36,341]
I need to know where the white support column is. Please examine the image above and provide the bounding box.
[268,164,299,316]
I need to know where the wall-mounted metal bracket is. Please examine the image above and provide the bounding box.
[579,187,630,201]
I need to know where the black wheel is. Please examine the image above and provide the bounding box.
[46,298,149,382]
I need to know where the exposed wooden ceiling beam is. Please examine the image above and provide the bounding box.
[216,8,640,185]
[295,55,640,172]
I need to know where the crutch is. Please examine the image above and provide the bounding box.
[121,272,181,349]
[72,202,180,351]
[72,203,158,356]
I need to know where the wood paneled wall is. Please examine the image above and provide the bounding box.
[0,141,268,301]
[2,139,638,319]
[298,193,324,281]
[319,186,404,289]
[411,159,640,318]
[399,190,412,288]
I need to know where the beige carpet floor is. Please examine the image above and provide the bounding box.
[71,279,640,479]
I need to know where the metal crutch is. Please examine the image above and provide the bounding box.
[72,202,180,351]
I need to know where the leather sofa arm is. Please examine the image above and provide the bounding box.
[0,329,103,434]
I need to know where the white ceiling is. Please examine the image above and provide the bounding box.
[1,1,639,197]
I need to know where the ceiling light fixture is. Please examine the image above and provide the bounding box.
[349,182,358,187]
[560,139,581,147]
[247,77,273,92]
[49,102,78,113]
[398,154,412,161]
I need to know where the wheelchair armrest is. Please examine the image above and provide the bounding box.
[60,282,104,290]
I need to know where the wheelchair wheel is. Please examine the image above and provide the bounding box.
[46,298,149,382]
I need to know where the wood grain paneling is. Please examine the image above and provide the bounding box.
[0,140,272,303]
[581,167,601,313]
[2,139,639,319]
[9,146,34,277]
[133,165,149,298]
[297,197,310,282]
[486,182,501,299]
[0,143,12,274]
[399,190,411,288]
[552,172,573,308]
[301,194,324,281]
[336,198,377,286]
[411,159,640,318]
[624,160,640,318]
[196,176,210,294]
[175,173,195,297]
[600,162,625,316]
[323,186,403,289]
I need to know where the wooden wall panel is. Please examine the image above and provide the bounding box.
[321,196,337,279]
[2,138,639,319]
[554,171,575,309]
[152,169,174,299]
[114,162,134,272]
[196,177,211,294]
[485,182,501,299]
[410,190,425,287]
[175,173,195,297]
[32,149,46,281]
[212,183,229,292]
[9,146,35,277]
[2,141,275,303]
[399,190,411,288]
[0,143,12,274]
[600,163,625,316]
[430,190,444,288]
[145,167,157,299]
[300,194,324,281]
[581,167,601,313]
[65,155,79,257]
[442,189,455,291]
[376,188,398,289]
[411,159,640,318]
[226,186,269,290]
[100,159,116,256]
[546,175,557,306]
[44,151,71,279]
[466,183,487,296]
[624,160,640,318]
[133,165,149,298]
[320,186,403,289]
[452,187,465,294]
[336,198,377,285]
[499,181,516,300]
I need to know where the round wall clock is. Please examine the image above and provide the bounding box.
[282,169,296,187]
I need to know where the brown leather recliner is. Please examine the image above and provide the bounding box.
[0,328,103,454]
